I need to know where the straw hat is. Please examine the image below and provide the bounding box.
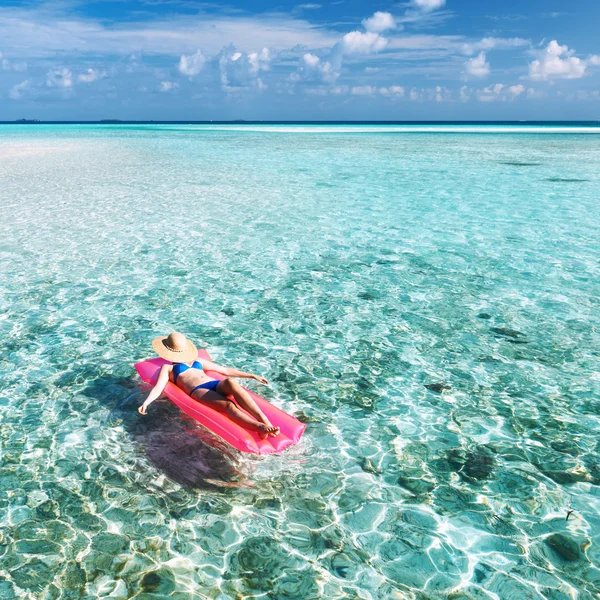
[152,332,198,363]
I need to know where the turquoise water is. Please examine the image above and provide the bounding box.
[1,125,599,599]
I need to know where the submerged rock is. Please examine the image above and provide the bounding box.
[91,533,129,555]
[294,410,321,424]
[15,540,61,555]
[229,536,294,589]
[0,581,16,599]
[254,497,282,511]
[477,312,492,320]
[541,469,589,485]
[546,177,589,183]
[357,290,381,301]
[425,382,451,393]
[34,500,59,520]
[447,447,495,481]
[462,452,495,481]
[490,327,524,339]
[360,457,382,475]
[545,533,583,562]
[397,474,436,495]
[140,567,176,594]
[330,552,356,579]
[477,355,501,363]
[62,560,87,589]
[10,559,54,593]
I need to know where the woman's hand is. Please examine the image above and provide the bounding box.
[138,364,170,416]
[253,374,269,385]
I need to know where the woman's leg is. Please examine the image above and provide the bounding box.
[191,389,276,438]
[217,378,279,435]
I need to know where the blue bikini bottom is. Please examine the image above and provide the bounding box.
[190,379,221,395]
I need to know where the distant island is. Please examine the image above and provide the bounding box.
[15,118,40,123]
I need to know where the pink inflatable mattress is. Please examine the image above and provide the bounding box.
[134,349,305,454]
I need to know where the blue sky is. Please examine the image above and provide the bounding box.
[1,0,599,120]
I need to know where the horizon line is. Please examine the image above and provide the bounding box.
[2,120,600,125]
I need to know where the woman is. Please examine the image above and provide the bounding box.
[138,332,280,438]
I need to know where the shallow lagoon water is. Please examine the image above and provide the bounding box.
[0,125,599,599]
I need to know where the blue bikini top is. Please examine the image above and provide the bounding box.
[172,360,203,384]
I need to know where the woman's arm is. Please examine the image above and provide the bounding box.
[139,364,171,415]
[202,359,268,385]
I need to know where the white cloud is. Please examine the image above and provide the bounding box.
[362,12,396,33]
[475,83,526,102]
[293,22,389,88]
[293,52,340,84]
[293,15,390,86]
[508,84,525,97]
[342,31,388,55]
[471,83,531,102]
[379,86,405,96]
[9,79,29,100]
[46,67,72,88]
[569,89,600,101]
[159,80,178,92]
[529,40,600,81]
[459,85,470,102]
[476,83,504,102]
[0,51,27,72]
[306,84,405,98]
[411,0,445,12]
[433,85,450,102]
[78,68,106,83]
[302,53,320,69]
[178,49,206,77]
[386,34,525,56]
[330,85,348,95]
[297,3,321,9]
[350,86,406,97]
[465,51,490,78]
[248,48,272,72]
[462,37,529,56]
[405,86,450,102]
[526,87,544,99]
[306,87,327,96]
[351,85,376,95]
[218,45,272,90]
[0,6,339,59]
[331,85,350,96]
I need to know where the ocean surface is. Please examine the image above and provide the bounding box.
[0,124,599,599]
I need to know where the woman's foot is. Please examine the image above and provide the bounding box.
[258,413,280,437]
[257,423,280,439]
